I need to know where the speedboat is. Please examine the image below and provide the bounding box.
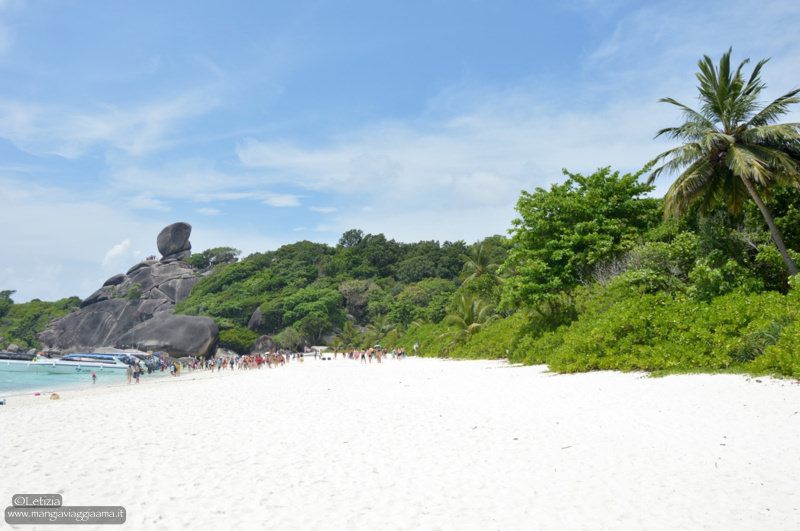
[35,353,132,374]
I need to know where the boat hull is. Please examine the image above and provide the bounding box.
[35,361,130,374]
[0,356,130,374]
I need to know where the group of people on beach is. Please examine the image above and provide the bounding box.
[125,363,141,384]
[333,347,407,363]
[120,346,413,384]
[126,359,181,383]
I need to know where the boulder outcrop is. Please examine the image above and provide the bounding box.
[37,222,218,358]
[114,314,218,358]
[157,222,192,262]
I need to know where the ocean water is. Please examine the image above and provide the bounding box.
[0,370,130,396]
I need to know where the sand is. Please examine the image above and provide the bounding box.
[1,357,799,530]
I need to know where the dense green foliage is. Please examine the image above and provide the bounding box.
[501,167,661,309]
[172,233,480,353]
[0,291,81,351]
[185,247,241,270]
[513,281,798,375]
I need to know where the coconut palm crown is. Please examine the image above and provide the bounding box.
[647,47,800,275]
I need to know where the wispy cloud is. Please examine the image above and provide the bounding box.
[310,206,337,214]
[128,193,171,212]
[263,194,301,207]
[0,90,219,158]
[237,84,666,208]
[102,239,131,267]
[0,0,20,55]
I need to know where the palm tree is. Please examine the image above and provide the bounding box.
[334,320,361,349]
[648,47,800,275]
[364,313,395,347]
[460,243,502,285]
[438,293,494,353]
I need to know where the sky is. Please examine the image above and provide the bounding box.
[1,0,799,303]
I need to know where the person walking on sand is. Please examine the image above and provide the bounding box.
[126,364,133,384]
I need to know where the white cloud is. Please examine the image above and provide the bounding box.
[102,239,131,267]
[309,206,337,214]
[128,193,171,212]
[196,207,220,216]
[263,194,300,207]
[235,83,666,217]
[0,90,219,158]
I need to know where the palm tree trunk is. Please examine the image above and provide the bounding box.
[740,176,799,276]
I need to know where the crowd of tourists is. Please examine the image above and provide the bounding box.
[334,347,408,363]
[124,346,411,384]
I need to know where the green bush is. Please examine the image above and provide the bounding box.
[517,287,795,374]
[218,327,259,354]
[273,326,303,350]
[688,252,763,302]
[750,276,800,377]
[394,321,452,357]
[0,296,80,350]
[456,311,525,359]
[752,321,800,378]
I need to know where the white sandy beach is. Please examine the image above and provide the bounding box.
[1,357,799,530]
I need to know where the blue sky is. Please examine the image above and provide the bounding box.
[2,0,799,302]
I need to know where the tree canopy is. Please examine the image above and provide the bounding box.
[501,166,661,309]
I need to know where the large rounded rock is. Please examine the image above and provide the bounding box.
[37,298,174,353]
[116,315,218,358]
[251,335,275,354]
[157,222,192,260]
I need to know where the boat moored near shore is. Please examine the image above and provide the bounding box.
[35,353,132,374]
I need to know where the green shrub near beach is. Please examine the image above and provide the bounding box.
[750,279,800,378]
[514,285,797,375]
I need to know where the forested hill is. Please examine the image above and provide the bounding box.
[173,230,508,353]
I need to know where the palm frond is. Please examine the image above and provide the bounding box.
[727,144,771,186]
[647,142,704,183]
[740,143,800,186]
[747,91,800,127]
[739,123,800,144]
[662,158,716,217]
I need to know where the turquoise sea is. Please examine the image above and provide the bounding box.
[0,370,130,397]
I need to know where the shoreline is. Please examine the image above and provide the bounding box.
[0,367,174,399]
[2,357,798,529]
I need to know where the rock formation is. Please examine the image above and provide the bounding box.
[157,221,192,262]
[37,222,218,358]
